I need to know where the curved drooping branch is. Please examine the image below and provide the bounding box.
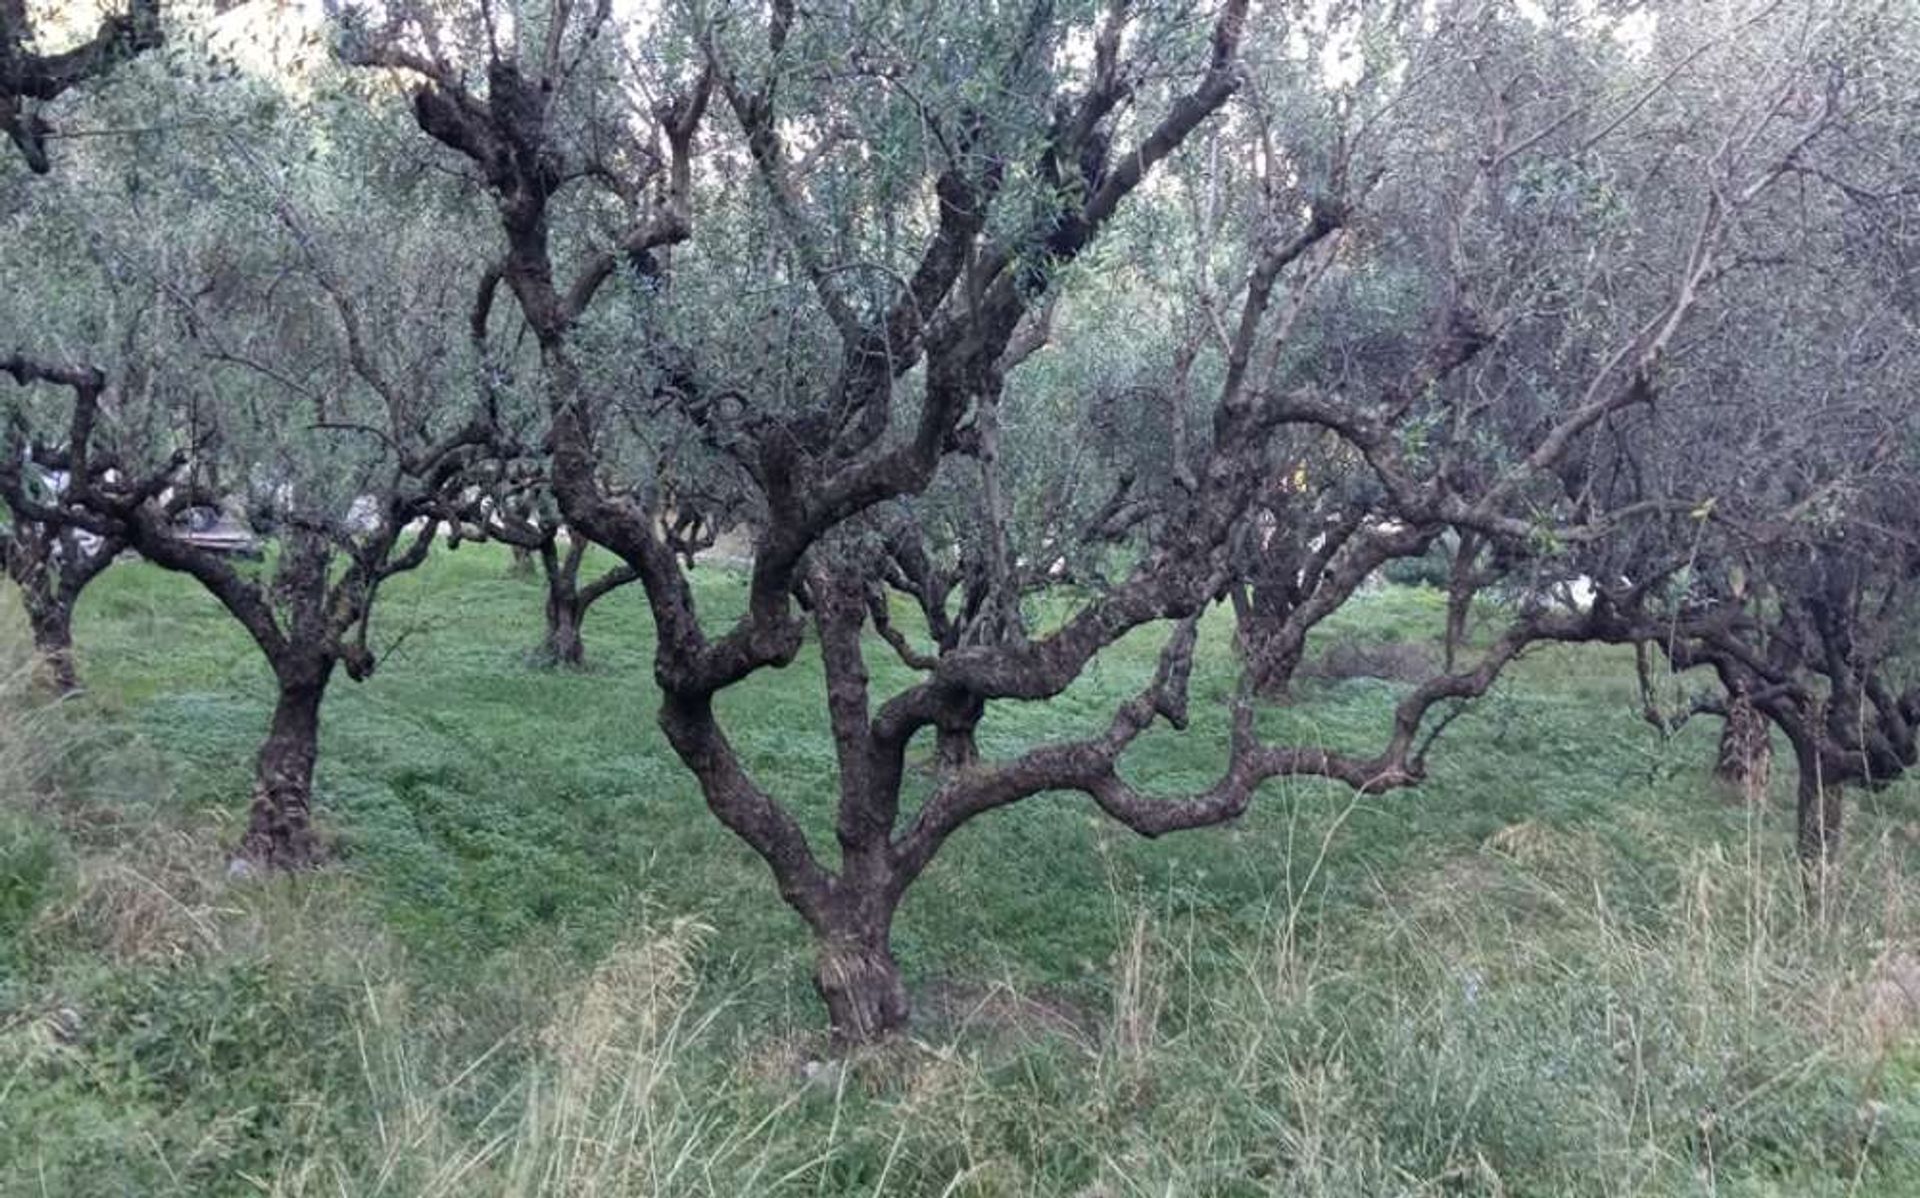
[889,598,1600,882]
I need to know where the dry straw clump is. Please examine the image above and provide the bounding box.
[0,608,56,805]
[0,608,232,967]
[498,916,731,1198]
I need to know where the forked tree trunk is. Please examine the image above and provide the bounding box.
[537,540,588,667]
[1442,531,1481,670]
[543,589,586,666]
[813,903,910,1046]
[8,526,93,696]
[25,596,78,695]
[1243,630,1302,698]
[1792,742,1842,915]
[1230,584,1301,699]
[237,675,328,870]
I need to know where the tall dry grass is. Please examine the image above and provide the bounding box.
[8,588,1914,1195]
[259,815,1920,1198]
[0,605,56,805]
[274,915,826,1198]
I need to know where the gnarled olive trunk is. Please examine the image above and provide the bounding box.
[237,670,330,870]
[543,588,586,666]
[24,595,78,695]
[1229,583,1302,699]
[7,522,115,696]
[813,898,910,1047]
[536,540,588,667]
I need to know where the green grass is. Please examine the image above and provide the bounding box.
[2,546,1917,1195]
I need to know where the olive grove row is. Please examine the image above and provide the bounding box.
[3,0,1917,1043]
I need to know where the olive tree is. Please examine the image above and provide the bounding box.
[1406,0,1920,908]
[0,67,494,866]
[0,426,122,693]
[1531,10,1920,901]
[481,493,641,667]
[0,0,168,684]
[347,0,1910,1041]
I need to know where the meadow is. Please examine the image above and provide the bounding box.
[2,546,1916,1196]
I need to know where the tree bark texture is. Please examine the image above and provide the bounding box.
[540,538,587,667]
[25,597,77,694]
[237,675,329,870]
[813,902,911,1046]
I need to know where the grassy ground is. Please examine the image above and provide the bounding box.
[2,545,1917,1196]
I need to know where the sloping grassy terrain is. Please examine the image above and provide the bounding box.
[2,546,1917,1196]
